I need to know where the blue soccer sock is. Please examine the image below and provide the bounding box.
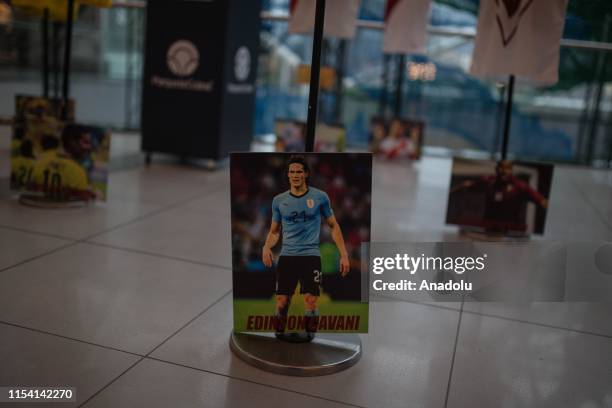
[274,302,290,333]
[304,309,319,333]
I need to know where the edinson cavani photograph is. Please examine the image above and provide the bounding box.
[230,153,372,334]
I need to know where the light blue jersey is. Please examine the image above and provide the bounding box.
[272,187,333,256]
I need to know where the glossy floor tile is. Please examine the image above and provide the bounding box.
[0,226,71,270]
[462,302,612,337]
[0,323,139,407]
[0,243,231,354]
[447,313,612,408]
[107,164,226,206]
[89,206,232,268]
[84,358,351,408]
[543,189,612,240]
[152,295,460,408]
[570,167,612,225]
[180,188,231,216]
[0,197,161,240]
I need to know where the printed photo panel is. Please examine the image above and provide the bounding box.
[11,96,110,201]
[230,152,372,333]
[274,119,346,153]
[446,158,554,235]
[369,116,425,160]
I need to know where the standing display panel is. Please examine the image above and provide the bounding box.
[274,120,346,153]
[369,117,424,160]
[229,0,368,376]
[230,153,371,334]
[446,158,553,237]
[141,0,261,161]
[11,96,111,203]
[371,0,431,161]
[8,0,114,207]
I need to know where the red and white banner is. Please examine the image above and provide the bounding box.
[288,0,360,39]
[383,0,431,55]
[470,0,567,85]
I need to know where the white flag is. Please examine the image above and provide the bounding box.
[288,0,361,39]
[470,0,567,85]
[383,0,431,55]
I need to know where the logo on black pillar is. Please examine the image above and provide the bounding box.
[234,46,251,81]
[167,40,199,77]
[227,46,254,94]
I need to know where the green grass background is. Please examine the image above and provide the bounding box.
[233,293,369,333]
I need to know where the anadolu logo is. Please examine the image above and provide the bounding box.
[166,40,199,77]
[234,46,251,81]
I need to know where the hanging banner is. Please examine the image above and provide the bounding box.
[12,0,110,8]
[470,0,568,85]
[383,0,431,55]
[77,0,112,7]
[11,0,110,24]
[230,153,371,334]
[446,158,554,235]
[0,1,12,26]
[288,0,360,39]
[12,0,80,22]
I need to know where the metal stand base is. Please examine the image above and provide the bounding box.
[19,194,88,208]
[229,331,362,376]
[275,331,314,343]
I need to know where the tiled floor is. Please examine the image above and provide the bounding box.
[1,140,612,407]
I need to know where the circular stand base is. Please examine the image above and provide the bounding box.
[275,331,314,343]
[459,227,530,242]
[229,331,361,376]
[19,195,88,209]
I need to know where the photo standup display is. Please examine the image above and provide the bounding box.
[274,120,345,153]
[141,0,261,160]
[446,158,553,235]
[315,123,346,152]
[274,120,307,153]
[10,96,110,201]
[230,153,371,334]
[369,117,424,160]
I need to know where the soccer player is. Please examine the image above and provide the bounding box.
[62,123,94,172]
[10,139,36,190]
[261,155,350,338]
[31,125,92,201]
[378,119,417,160]
[21,98,61,156]
[451,160,548,232]
[369,117,387,154]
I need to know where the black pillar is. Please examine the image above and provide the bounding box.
[42,8,50,98]
[61,0,75,120]
[378,54,389,117]
[305,0,326,153]
[501,74,515,160]
[393,54,405,118]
